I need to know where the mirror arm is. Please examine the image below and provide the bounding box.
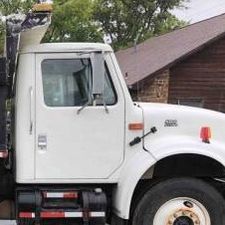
[77,97,93,115]
[102,100,109,114]
[77,94,109,115]
[93,94,109,114]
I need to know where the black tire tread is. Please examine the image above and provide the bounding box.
[132,178,225,225]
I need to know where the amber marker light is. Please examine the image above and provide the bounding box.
[129,123,144,131]
[200,127,211,143]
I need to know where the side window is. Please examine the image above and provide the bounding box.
[42,58,116,107]
[103,66,117,105]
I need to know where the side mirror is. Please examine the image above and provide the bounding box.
[77,52,109,114]
[91,52,104,97]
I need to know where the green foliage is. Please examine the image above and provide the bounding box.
[0,0,35,55]
[0,0,103,54]
[93,0,188,49]
[0,0,35,15]
[44,0,103,43]
[0,21,5,55]
[0,0,23,15]
[0,0,188,53]
[153,13,187,36]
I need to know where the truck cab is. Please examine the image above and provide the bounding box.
[2,3,225,225]
[16,43,130,182]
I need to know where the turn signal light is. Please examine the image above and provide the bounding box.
[200,127,211,143]
[129,123,144,131]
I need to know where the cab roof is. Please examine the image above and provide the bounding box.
[20,42,113,54]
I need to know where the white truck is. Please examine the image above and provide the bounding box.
[0,2,225,225]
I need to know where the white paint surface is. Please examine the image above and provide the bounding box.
[0,221,16,225]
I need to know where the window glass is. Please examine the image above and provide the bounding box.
[42,59,116,107]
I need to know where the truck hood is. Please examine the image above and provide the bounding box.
[138,102,225,156]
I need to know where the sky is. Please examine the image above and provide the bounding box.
[173,0,225,23]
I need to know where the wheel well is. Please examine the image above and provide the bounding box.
[153,154,225,178]
[130,154,225,221]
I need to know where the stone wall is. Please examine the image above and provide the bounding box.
[130,69,170,103]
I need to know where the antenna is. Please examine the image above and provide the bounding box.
[134,32,140,100]
[134,32,140,53]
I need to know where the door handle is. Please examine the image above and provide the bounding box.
[29,87,34,135]
[38,135,47,150]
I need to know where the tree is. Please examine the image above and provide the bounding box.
[0,0,35,54]
[0,0,35,15]
[0,0,188,53]
[0,22,5,55]
[93,0,188,49]
[44,0,103,43]
[0,0,103,52]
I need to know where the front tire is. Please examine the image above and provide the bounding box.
[132,178,225,225]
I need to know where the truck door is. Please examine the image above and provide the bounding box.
[35,53,125,180]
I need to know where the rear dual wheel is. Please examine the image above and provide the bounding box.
[132,178,225,225]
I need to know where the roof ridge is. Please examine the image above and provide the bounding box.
[116,12,225,85]
[142,13,225,44]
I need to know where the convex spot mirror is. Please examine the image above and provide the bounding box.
[91,52,105,97]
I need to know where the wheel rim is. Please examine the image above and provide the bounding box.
[153,197,211,225]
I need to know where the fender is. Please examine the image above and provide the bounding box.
[148,136,225,166]
[112,150,156,219]
[113,137,225,220]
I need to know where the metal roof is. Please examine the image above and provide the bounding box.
[116,13,225,86]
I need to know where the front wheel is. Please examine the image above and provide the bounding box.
[132,178,225,225]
